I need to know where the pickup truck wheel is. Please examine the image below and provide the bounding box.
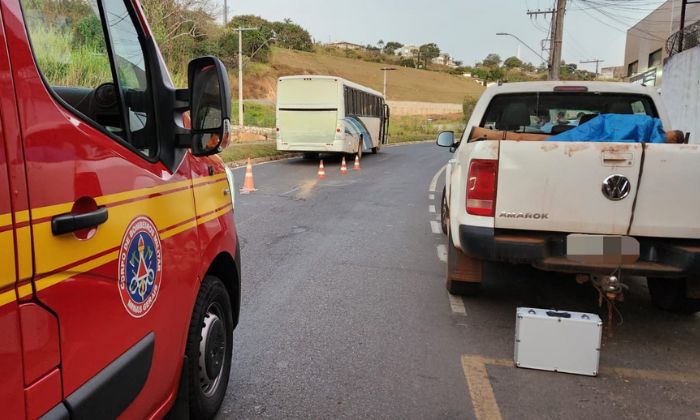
[185,276,234,419]
[446,227,482,296]
[440,186,448,235]
[647,277,700,314]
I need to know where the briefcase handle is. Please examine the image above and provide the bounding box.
[546,311,572,319]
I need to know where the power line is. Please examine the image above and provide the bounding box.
[580,58,604,77]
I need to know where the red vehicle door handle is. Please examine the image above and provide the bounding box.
[51,207,109,236]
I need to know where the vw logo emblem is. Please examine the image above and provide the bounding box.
[602,174,631,201]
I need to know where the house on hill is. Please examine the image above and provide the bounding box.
[396,45,418,58]
[432,53,458,68]
[329,41,365,50]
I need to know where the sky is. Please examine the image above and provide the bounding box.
[220,0,668,71]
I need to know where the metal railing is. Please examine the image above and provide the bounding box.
[666,20,700,56]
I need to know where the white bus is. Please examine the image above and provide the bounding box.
[275,76,390,158]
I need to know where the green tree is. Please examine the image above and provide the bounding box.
[383,41,403,55]
[140,0,218,85]
[399,57,416,68]
[271,19,313,51]
[522,62,536,72]
[503,56,523,69]
[482,53,502,68]
[419,43,440,68]
[223,15,276,64]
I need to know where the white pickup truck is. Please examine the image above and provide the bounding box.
[438,81,700,314]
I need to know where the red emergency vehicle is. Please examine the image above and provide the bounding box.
[0,0,240,418]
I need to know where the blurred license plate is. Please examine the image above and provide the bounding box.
[566,234,640,265]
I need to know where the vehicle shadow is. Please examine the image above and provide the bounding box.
[464,262,700,368]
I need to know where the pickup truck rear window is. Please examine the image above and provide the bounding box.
[480,93,658,135]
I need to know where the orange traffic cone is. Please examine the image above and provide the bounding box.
[318,160,326,179]
[240,158,257,193]
[353,155,361,171]
[340,157,348,175]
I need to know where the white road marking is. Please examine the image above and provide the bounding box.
[429,205,436,213]
[430,221,441,234]
[448,293,467,315]
[280,186,300,196]
[429,165,447,193]
[429,194,435,200]
[437,245,447,262]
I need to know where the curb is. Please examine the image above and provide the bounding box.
[225,140,433,168]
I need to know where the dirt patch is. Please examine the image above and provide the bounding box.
[234,132,270,143]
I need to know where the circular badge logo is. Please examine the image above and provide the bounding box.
[118,216,162,318]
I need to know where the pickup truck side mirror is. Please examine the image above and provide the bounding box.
[188,56,232,156]
[436,131,456,150]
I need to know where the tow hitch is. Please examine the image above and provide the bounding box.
[578,272,628,337]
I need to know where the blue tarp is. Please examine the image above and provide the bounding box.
[547,114,666,143]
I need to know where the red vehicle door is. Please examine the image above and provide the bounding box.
[4,0,202,416]
[0,20,25,415]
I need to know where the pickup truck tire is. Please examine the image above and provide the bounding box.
[440,186,448,235]
[185,276,234,419]
[446,228,482,296]
[647,277,700,314]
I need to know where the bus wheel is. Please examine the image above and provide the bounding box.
[185,276,233,419]
[357,138,363,160]
[371,145,379,154]
[302,152,318,160]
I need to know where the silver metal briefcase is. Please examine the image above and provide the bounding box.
[515,307,603,376]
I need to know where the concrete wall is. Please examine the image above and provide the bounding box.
[386,101,462,116]
[662,47,700,143]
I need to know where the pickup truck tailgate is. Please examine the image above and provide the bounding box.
[495,141,643,235]
[628,143,700,239]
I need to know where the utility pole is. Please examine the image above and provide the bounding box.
[580,59,604,79]
[234,27,258,128]
[526,8,555,80]
[380,68,396,99]
[223,0,228,25]
[551,0,567,81]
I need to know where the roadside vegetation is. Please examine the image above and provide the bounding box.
[220,142,280,164]
[389,114,466,143]
[232,101,276,128]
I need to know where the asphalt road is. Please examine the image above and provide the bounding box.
[220,143,700,420]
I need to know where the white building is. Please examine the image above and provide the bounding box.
[396,45,418,58]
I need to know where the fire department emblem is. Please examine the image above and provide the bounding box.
[118,216,162,318]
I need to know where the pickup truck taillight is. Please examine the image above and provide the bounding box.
[466,159,498,217]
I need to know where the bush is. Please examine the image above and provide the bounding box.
[463,96,478,121]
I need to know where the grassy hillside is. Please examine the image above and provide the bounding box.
[267,48,484,103]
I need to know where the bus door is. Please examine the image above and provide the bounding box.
[381,103,391,144]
